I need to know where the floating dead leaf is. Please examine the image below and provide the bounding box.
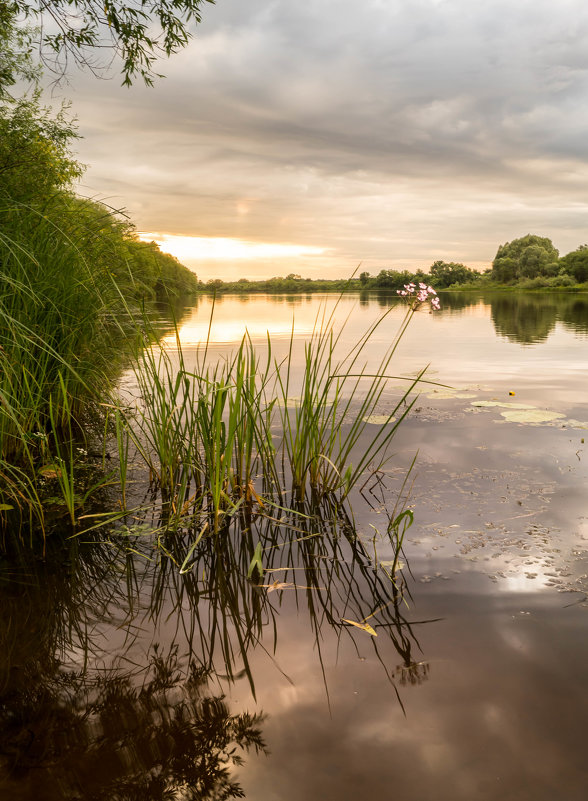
[341,618,378,636]
[264,580,295,593]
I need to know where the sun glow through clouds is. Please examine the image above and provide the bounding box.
[138,233,327,262]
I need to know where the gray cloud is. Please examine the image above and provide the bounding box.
[63,0,588,276]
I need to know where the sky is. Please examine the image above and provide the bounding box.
[58,0,588,281]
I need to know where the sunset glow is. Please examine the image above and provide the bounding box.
[138,233,327,262]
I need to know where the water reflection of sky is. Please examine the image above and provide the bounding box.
[6,292,587,800]
[165,293,588,411]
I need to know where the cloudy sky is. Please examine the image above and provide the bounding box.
[62,0,588,280]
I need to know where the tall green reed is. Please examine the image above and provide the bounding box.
[114,295,428,540]
[121,327,281,534]
[275,296,424,500]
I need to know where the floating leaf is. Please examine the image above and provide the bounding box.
[275,395,336,408]
[380,559,405,571]
[362,414,396,425]
[274,396,302,408]
[264,581,295,593]
[564,419,588,430]
[500,409,565,424]
[341,618,378,636]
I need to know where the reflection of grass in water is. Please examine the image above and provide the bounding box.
[121,484,435,708]
[0,482,436,798]
[0,538,266,798]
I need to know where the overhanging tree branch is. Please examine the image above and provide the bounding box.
[9,0,216,85]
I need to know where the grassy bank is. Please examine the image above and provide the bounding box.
[0,191,198,533]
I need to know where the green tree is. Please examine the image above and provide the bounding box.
[559,245,588,283]
[0,4,38,97]
[429,260,479,288]
[491,234,559,283]
[0,93,82,202]
[7,0,216,86]
[374,269,414,290]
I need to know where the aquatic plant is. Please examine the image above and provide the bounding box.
[111,294,434,539]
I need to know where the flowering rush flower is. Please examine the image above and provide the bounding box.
[397,282,440,310]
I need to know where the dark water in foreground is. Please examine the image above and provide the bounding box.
[1,292,588,800]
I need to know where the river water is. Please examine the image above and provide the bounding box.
[1,291,588,800]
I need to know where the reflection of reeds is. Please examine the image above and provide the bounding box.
[132,490,435,704]
[0,479,436,800]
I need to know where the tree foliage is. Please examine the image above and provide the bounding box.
[429,260,479,288]
[492,234,559,283]
[0,4,39,96]
[0,93,83,201]
[559,245,588,284]
[6,0,216,85]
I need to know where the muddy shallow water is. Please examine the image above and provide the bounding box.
[1,291,587,800]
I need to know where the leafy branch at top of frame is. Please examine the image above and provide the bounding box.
[8,0,216,85]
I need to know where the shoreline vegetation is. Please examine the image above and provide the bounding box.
[1,16,586,550]
[197,235,588,294]
[0,53,428,548]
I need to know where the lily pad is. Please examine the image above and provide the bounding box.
[274,396,302,407]
[500,409,566,424]
[362,414,397,425]
[563,419,588,430]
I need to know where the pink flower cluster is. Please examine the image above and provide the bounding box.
[397,282,441,311]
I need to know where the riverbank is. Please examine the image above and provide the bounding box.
[198,275,588,295]
[0,191,198,537]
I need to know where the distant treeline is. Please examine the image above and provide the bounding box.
[200,234,588,294]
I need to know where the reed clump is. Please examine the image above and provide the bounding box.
[113,297,426,539]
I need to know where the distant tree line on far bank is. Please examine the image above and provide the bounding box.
[199,234,588,294]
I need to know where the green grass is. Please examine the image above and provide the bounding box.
[0,193,198,537]
[108,297,424,545]
[0,191,426,562]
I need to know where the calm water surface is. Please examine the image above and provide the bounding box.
[2,292,588,800]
